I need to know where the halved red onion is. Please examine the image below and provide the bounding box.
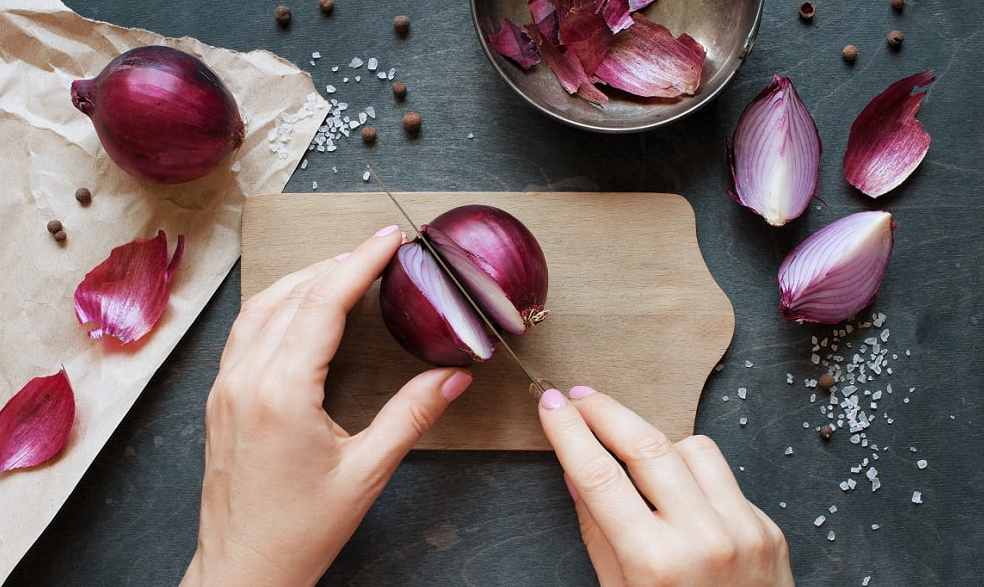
[74,230,185,343]
[728,75,822,227]
[425,205,549,335]
[379,205,549,367]
[0,370,75,473]
[592,15,706,99]
[380,241,496,367]
[778,211,895,324]
[488,18,541,70]
[844,70,935,198]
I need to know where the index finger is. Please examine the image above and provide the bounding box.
[267,225,404,372]
[538,389,662,555]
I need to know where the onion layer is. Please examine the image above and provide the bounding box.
[71,45,245,185]
[778,211,895,324]
[843,70,934,198]
[0,370,75,473]
[379,205,549,367]
[729,75,822,227]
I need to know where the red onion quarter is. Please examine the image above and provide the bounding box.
[379,205,549,367]
[71,46,245,184]
[778,211,895,324]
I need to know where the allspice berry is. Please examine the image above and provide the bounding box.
[275,5,291,25]
[361,126,377,143]
[887,30,904,48]
[842,44,858,62]
[318,0,334,13]
[75,187,92,204]
[393,14,410,35]
[819,425,835,441]
[819,373,836,390]
[402,111,422,134]
[392,81,408,100]
[47,220,63,234]
[53,230,67,243]
[798,2,815,21]
[891,0,905,10]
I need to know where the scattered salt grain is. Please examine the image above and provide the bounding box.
[737,387,747,400]
[365,106,376,118]
[917,459,928,469]
[744,360,753,368]
[862,576,871,586]
[739,417,748,427]
[784,446,794,456]
[362,170,371,182]
[828,505,838,514]
[814,515,826,527]
[367,57,378,70]
[349,57,364,68]
[911,491,923,504]
[312,51,321,59]
[779,501,787,508]
[312,181,318,189]
[468,132,475,139]
[722,396,729,402]
[871,523,880,530]
[827,530,836,541]
[787,373,794,384]
[231,161,241,172]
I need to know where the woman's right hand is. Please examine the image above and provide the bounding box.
[537,385,795,587]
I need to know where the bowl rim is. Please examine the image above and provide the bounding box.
[470,0,766,133]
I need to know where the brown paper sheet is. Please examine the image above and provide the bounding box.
[0,1,329,580]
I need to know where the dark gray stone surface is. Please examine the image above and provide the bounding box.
[8,0,982,585]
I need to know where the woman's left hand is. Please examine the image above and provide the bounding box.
[180,225,473,587]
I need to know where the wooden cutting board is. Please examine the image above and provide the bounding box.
[242,192,734,450]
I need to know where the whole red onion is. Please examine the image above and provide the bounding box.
[379,205,549,367]
[71,45,245,184]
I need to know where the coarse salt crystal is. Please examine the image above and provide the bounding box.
[739,416,748,427]
[744,360,753,368]
[312,181,318,189]
[362,170,371,182]
[312,51,321,59]
[862,576,871,586]
[231,161,241,172]
[784,446,794,456]
[737,387,747,400]
[365,106,376,118]
[827,530,835,541]
[917,459,928,469]
[300,159,308,170]
[871,523,880,530]
[870,478,881,492]
[326,85,337,93]
[814,515,826,527]
[779,501,787,508]
[828,505,838,514]
[367,57,378,70]
[722,396,729,402]
[349,57,364,68]
[911,491,923,504]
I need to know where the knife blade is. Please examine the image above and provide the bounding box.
[366,165,550,399]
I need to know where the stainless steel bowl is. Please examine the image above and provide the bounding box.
[471,0,764,133]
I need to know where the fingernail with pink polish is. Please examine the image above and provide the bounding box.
[568,386,597,400]
[375,224,400,237]
[333,252,351,261]
[563,473,579,502]
[441,370,472,403]
[540,388,567,410]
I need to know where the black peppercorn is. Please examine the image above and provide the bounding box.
[798,2,815,21]
[318,0,334,13]
[393,14,410,35]
[47,220,63,234]
[75,187,92,204]
[392,81,408,100]
[361,126,377,143]
[275,5,291,26]
[887,30,904,48]
[402,111,421,134]
[842,44,858,62]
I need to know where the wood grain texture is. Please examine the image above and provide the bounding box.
[242,192,734,449]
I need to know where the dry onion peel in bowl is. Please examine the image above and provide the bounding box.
[74,231,185,343]
[0,370,75,473]
[844,70,935,198]
[778,211,895,324]
[728,75,822,227]
[489,0,706,103]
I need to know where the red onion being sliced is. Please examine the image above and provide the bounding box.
[380,241,496,367]
[728,75,822,227]
[778,211,895,324]
[71,45,245,185]
[844,70,935,198]
[424,205,548,335]
[0,370,75,473]
[379,205,549,367]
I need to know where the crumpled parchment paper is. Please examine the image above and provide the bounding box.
[0,1,328,579]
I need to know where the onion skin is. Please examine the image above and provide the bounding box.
[778,211,895,324]
[71,45,245,185]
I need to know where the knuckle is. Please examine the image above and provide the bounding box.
[680,433,720,454]
[701,533,740,570]
[625,430,674,463]
[406,400,437,438]
[575,455,626,496]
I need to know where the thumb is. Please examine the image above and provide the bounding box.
[355,368,472,464]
